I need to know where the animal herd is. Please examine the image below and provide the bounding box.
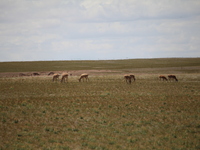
[159,75,178,82]
[123,74,178,84]
[51,73,178,84]
[52,73,89,83]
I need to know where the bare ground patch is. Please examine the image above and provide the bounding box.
[0,66,199,78]
[0,70,121,78]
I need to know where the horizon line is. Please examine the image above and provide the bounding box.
[0,57,199,63]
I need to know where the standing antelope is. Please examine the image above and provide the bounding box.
[79,74,89,82]
[129,74,136,81]
[159,75,168,81]
[168,75,178,81]
[124,75,132,84]
[61,73,68,83]
[52,74,60,82]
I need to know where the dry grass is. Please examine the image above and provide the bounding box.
[1,58,200,73]
[1,74,200,149]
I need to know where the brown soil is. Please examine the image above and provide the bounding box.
[0,70,121,78]
[0,66,199,78]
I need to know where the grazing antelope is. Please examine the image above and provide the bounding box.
[129,74,136,81]
[159,75,168,81]
[79,74,89,82]
[124,75,132,84]
[52,74,60,82]
[48,72,54,76]
[61,73,68,83]
[168,75,178,82]
[19,73,26,77]
[32,72,40,76]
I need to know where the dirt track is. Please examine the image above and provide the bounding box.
[0,70,121,78]
[0,66,199,78]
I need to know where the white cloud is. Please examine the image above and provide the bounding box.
[0,0,200,61]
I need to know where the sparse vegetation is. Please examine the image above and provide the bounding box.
[0,58,200,73]
[0,58,200,149]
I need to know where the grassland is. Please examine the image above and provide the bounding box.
[0,58,200,149]
[0,58,200,73]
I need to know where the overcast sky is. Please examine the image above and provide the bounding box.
[0,0,200,62]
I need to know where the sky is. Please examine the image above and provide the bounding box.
[0,0,200,62]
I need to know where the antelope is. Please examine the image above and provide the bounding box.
[61,73,68,83]
[129,74,136,81]
[19,73,26,77]
[124,75,132,84]
[48,72,54,76]
[79,74,89,82]
[32,72,40,76]
[52,74,60,81]
[159,75,168,81]
[168,75,178,82]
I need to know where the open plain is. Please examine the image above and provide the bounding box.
[0,58,200,149]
